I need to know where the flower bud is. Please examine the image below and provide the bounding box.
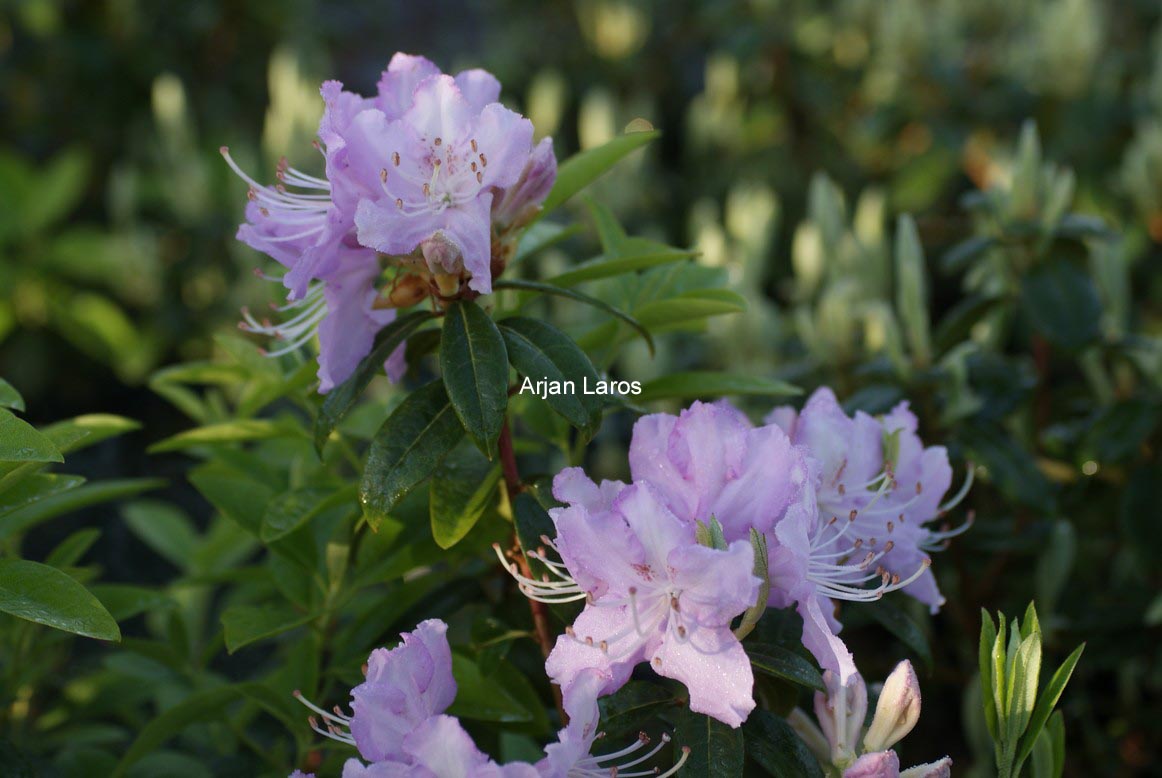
[863,660,922,753]
[842,750,899,778]
[493,136,557,230]
[814,669,868,766]
[421,232,463,276]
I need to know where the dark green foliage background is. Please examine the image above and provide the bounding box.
[1,1,1160,776]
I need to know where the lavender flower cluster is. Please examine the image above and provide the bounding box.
[291,390,967,777]
[223,54,555,392]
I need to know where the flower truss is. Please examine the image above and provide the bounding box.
[224,53,555,392]
[290,620,687,777]
[503,396,971,726]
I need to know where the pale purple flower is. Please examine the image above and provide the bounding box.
[767,388,972,613]
[288,772,315,778]
[628,401,810,541]
[493,136,558,230]
[340,716,539,778]
[791,659,950,777]
[293,619,455,763]
[626,400,884,685]
[538,668,688,778]
[502,476,761,727]
[350,74,535,294]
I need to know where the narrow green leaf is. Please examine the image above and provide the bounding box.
[0,408,62,463]
[314,310,435,451]
[222,603,315,653]
[742,709,825,778]
[1014,643,1085,772]
[122,500,199,570]
[188,463,275,536]
[148,419,300,453]
[637,372,799,403]
[546,248,694,287]
[0,559,120,640]
[42,414,140,455]
[941,235,995,274]
[633,289,747,331]
[45,528,102,568]
[260,487,350,544]
[542,130,660,213]
[0,474,85,517]
[430,446,502,549]
[360,381,464,528]
[0,379,24,411]
[91,584,174,621]
[440,301,509,458]
[675,709,745,778]
[747,643,826,691]
[495,279,655,355]
[980,609,999,740]
[500,317,603,430]
[0,478,165,542]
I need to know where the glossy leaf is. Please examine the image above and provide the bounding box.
[542,129,659,213]
[222,603,315,653]
[747,642,825,691]
[360,381,464,528]
[496,279,655,356]
[674,709,745,778]
[0,559,120,640]
[1020,261,1101,351]
[862,599,933,671]
[0,408,63,463]
[446,653,534,723]
[148,419,301,453]
[440,301,509,458]
[499,317,603,430]
[430,445,502,549]
[0,378,24,411]
[314,310,435,451]
[742,709,825,778]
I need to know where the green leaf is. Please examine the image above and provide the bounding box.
[188,463,275,536]
[633,289,746,331]
[121,500,199,570]
[360,381,464,528]
[430,446,502,550]
[496,278,655,356]
[446,653,534,723]
[0,408,63,463]
[1020,261,1102,351]
[542,130,659,213]
[863,599,933,671]
[148,419,300,453]
[512,221,582,265]
[0,478,165,542]
[637,372,800,403]
[545,248,694,287]
[747,643,825,691]
[222,603,315,653]
[314,310,435,451]
[260,487,349,544]
[674,709,745,778]
[941,235,995,274]
[512,492,557,579]
[0,559,120,640]
[742,709,825,778]
[0,474,85,517]
[1013,643,1085,772]
[91,584,174,621]
[0,379,24,411]
[499,317,603,430]
[440,301,509,458]
[45,528,102,568]
[111,687,243,776]
[42,414,140,455]
[598,682,679,738]
[980,609,999,740]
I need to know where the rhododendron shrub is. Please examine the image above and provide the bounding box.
[6,44,1124,778]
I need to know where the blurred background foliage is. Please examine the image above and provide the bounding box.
[1,0,1161,775]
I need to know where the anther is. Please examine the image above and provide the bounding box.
[434,137,442,146]
[392,152,400,166]
[379,169,388,182]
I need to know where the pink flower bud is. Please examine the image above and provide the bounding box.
[814,669,868,765]
[863,660,922,753]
